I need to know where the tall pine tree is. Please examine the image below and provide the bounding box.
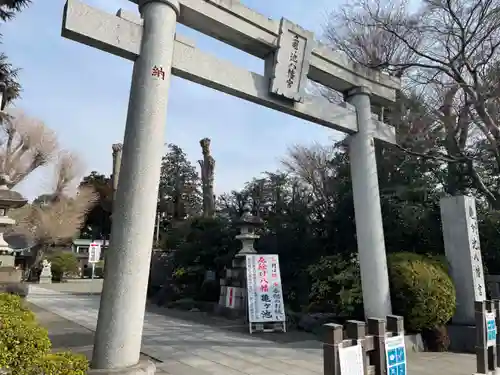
[158,144,202,222]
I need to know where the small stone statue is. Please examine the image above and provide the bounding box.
[39,259,52,284]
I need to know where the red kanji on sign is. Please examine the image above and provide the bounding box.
[257,256,267,271]
[151,65,165,80]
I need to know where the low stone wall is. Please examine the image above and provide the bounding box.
[0,255,15,268]
[0,267,22,283]
[0,282,29,298]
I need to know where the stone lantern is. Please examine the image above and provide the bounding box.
[0,175,27,281]
[0,175,27,254]
[217,204,263,317]
[235,203,263,258]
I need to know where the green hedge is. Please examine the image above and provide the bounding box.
[388,252,449,273]
[0,314,52,374]
[37,352,88,375]
[388,252,456,332]
[0,294,89,374]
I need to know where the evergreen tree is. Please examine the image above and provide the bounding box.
[0,0,32,22]
[0,0,33,104]
[158,144,202,222]
[78,171,113,240]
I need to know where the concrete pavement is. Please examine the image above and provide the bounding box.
[27,280,476,375]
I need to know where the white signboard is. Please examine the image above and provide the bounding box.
[246,254,285,323]
[467,202,486,301]
[385,335,407,375]
[486,312,497,347]
[339,343,365,375]
[88,243,101,263]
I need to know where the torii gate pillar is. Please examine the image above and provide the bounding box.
[346,87,391,319]
[91,0,179,371]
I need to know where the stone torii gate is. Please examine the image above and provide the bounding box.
[61,0,400,372]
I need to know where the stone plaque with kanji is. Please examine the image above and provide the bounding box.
[269,18,314,102]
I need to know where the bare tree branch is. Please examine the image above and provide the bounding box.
[0,109,58,188]
[324,0,500,206]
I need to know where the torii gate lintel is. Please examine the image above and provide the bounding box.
[62,0,397,144]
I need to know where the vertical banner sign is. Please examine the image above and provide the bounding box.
[385,335,407,375]
[246,255,285,323]
[338,343,365,375]
[225,287,236,309]
[88,243,101,263]
[486,312,497,347]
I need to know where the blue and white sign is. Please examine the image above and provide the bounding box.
[486,312,497,347]
[385,335,406,375]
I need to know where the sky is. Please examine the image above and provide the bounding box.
[2,0,341,200]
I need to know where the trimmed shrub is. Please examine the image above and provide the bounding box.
[388,252,449,273]
[38,352,89,375]
[0,315,51,374]
[0,294,35,322]
[307,255,363,318]
[0,293,24,310]
[0,293,89,374]
[388,252,455,332]
[49,252,79,282]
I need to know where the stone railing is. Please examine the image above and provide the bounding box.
[323,315,404,375]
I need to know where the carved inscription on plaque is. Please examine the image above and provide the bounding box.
[467,202,486,301]
[269,18,314,102]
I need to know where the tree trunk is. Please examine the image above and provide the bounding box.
[24,243,45,281]
[199,138,216,218]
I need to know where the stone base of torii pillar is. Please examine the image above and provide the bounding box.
[87,361,156,375]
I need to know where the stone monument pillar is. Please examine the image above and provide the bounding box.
[218,204,263,316]
[440,195,486,325]
[346,86,392,319]
[91,0,179,372]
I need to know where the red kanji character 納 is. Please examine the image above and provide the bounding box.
[151,65,165,80]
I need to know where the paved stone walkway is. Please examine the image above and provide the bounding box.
[27,283,476,375]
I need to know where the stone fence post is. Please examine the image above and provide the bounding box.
[323,315,404,375]
[475,300,500,374]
